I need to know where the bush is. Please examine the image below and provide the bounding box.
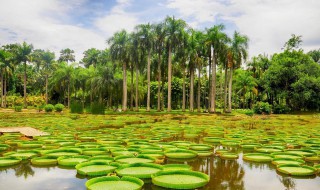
[14,106,22,112]
[90,102,105,115]
[244,110,254,116]
[70,102,84,114]
[37,104,45,112]
[44,104,54,112]
[273,104,291,114]
[253,102,271,114]
[54,103,65,112]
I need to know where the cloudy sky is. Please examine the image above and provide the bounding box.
[0,0,319,61]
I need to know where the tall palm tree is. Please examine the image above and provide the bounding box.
[136,23,154,112]
[108,30,130,111]
[164,16,187,112]
[51,62,75,108]
[152,22,166,112]
[227,31,249,112]
[82,48,101,68]
[58,48,75,63]
[206,24,229,113]
[0,49,13,107]
[42,51,55,104]
[16,42,33,108]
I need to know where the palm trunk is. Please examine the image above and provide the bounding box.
[157,51,161,112]
[208,47,212,111]
[223,65,228,112]
[67,82,70,108]
[190,66,194,112]
[0,74,3,108]
[130,64,134,111]
[227,67,233,112]
[122,62,127,111]
[161,77,165,111]
[135,63,139,111]
[209,51,216,113]
[4,77,7,108]
[147,50,151,112]
[182,64,186,112]
[167,45,172,112]
[45,74,48,104]
[197,64,201,112]
[24,62,27,108]
[220,68,223,107]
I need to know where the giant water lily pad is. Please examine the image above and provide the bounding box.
[57,155,90,167]
[151,170,209,189]
[115,155,155,164]
[86,176,143,190]
[76,161,119,176]
[116,163,163,179]
[0,157,22,167]
[31,156,57,166]
[271,158,305,166]
[243,153,273,162]
[277,164,317,176]
[165,149,197,159]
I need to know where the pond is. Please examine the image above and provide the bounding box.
[0,113,319,189]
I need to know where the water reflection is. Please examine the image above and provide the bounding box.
[14,161,34,179]
[166,156,245,190]
[278,176,296,190]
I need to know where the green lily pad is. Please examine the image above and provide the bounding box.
[86,176,143,190]
[0,157,22,167]
[151,170,209,189]
[243,153,273,162]
[116,163,163,179]
[277,164,317,176]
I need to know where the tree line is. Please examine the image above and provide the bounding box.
[1,16,320,113]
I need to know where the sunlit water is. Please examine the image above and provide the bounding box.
[0,153,319,190]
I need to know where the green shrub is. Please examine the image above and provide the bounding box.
[70,102,84,114]
[273,104,290,114]
[253,102,271,114]
[90,102,105,115]
[37,104,45,112]
[244,110,254,116]
[14,106,22,112]
[44,104,54,112]
[54,103,65,112]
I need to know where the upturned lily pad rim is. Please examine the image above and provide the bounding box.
[277,164,317,176]
[116,163,163,179]
[271,158,305,165]
[219,152,239,160]
[164,149,198,159]
[0,157,22,167]
[151,170,209,189]
[75,161,119,176]
[163,164,192,171]
[86,176,144,190]
[57,155,90,166]
[243,153,273,162]
[31,156,57,166]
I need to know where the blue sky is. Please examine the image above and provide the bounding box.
[0,0,319,61]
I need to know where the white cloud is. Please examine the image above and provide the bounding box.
[166,0,320,58]
[0,0,105,61]
[94,0,139,40]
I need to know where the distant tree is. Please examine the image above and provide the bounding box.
[307,49,320,63]
[82,48,101,68]
[58,48,75,63]
[283,34,302,51]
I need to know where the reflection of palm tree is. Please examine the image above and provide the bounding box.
[192,157,245,190]
[14,161,35,179]
[278,176,296,190]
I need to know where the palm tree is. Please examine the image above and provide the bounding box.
[108,30,130,111]
[51,62,75,108]
[227,31,249,112]
[206,24,229,113]
[82,48,101,68]
[136,23,153,112]
[164,16,187,112]
[152,22,166,111]
[16,42,33,108]
[0,49,13,107]
[42,51,55,104]
[58,48,75,63]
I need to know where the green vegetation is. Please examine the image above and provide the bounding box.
[1,17,318,114]
[44,104,54,112]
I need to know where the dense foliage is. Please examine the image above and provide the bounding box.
[0,17,319,113]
